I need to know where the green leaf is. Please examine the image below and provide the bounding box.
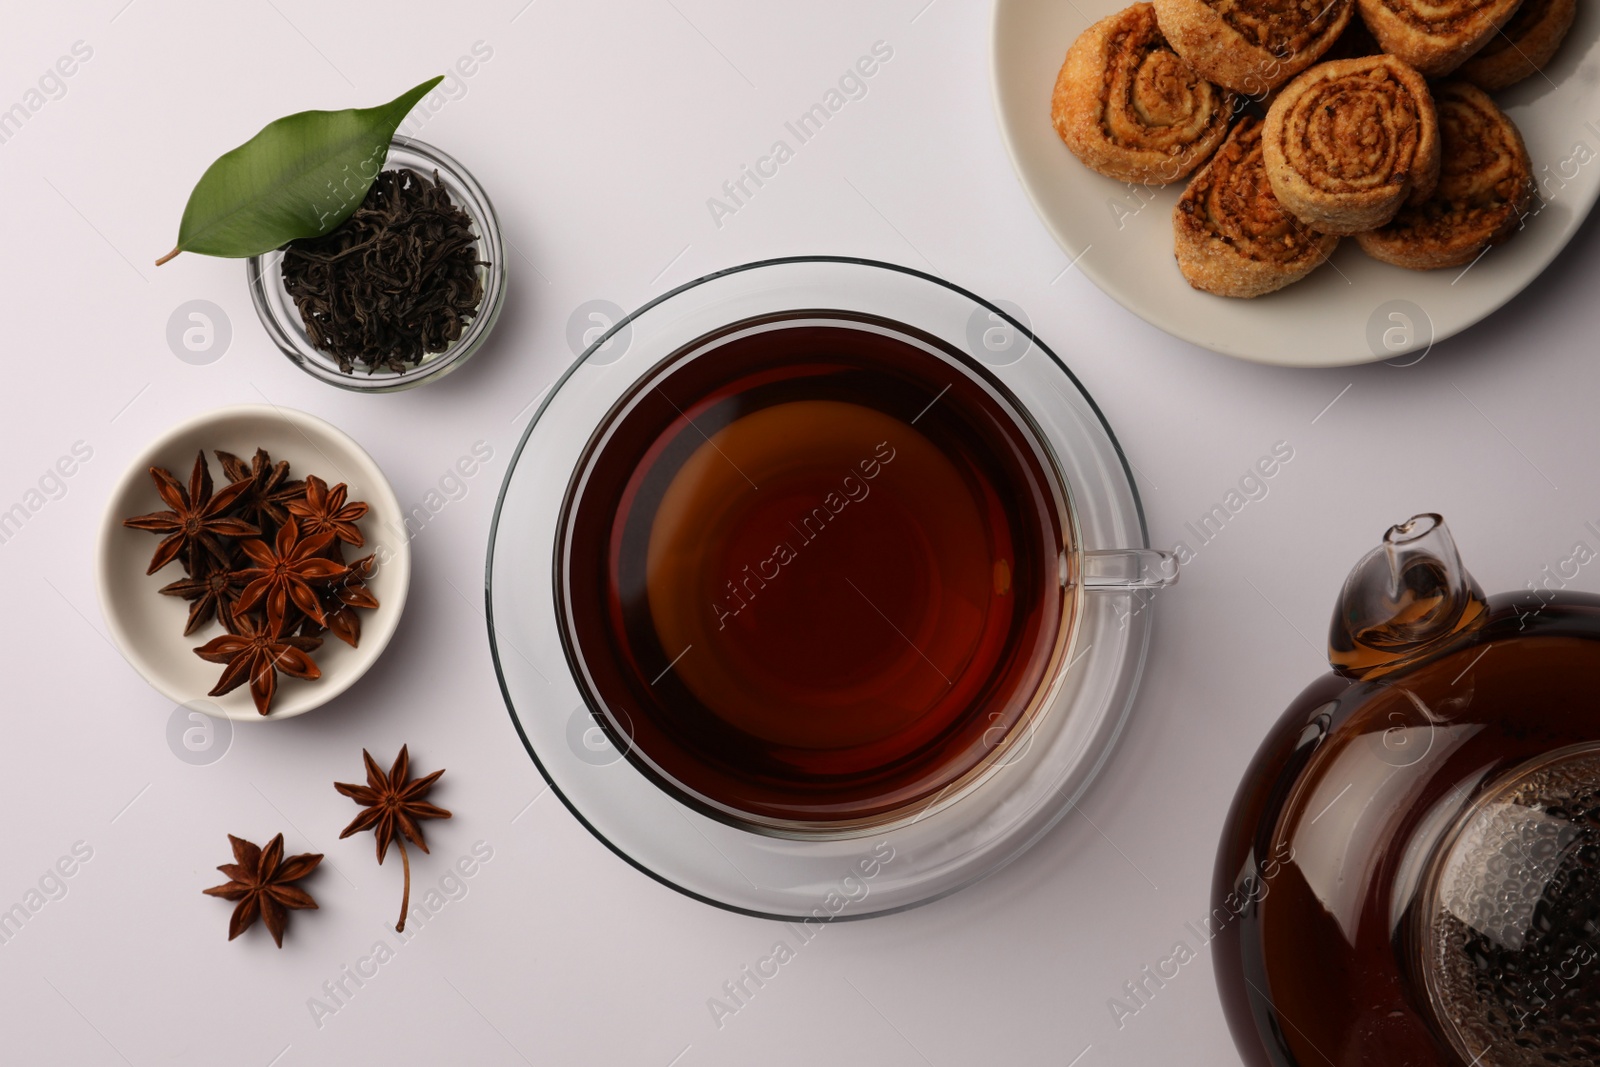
[156,76,443,265]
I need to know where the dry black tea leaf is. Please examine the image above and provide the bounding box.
[281,168,487,375]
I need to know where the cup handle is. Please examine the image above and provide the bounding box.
[1079,549,1178,590]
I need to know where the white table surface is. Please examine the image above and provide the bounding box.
[3,2,1597,1064]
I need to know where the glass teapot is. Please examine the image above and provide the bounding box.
[1214,514,1600,1067]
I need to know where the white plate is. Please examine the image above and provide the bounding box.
[991,0,1600,367]
[97,405,411,721]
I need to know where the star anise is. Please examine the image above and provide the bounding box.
[287,475,369,548]
[194,604,323,715]
[202,833,321,948]
[297,552,380,641]
[323,554,380,648]
[122,452,259,574]
[233,517,349,626]
[335,746,451,932]
[215,448,305,532]
[158,561,249,636]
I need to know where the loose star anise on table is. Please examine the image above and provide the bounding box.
[202,833,322,948]
[335,746,452,932]
[194,603,323,716]
[122,452,259,574]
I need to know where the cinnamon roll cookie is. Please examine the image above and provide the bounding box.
[1357,0,1525,77]
[1356,83,1533,270]
[1459,0,1575,91]
[1174,116,1341,297]
[1052,3,1237,184]
[1152,0,1354,95]
[1263,55,1440,234]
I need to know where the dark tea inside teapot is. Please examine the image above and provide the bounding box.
[1214,514,1600,1067]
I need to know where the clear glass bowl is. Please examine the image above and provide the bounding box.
[486,257,1173,919]
[246,138,507,392]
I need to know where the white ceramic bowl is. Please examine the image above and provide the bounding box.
[97,405,410,721]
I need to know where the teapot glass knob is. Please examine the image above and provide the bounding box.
[1329,514,1488,678]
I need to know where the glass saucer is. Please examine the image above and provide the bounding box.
[486,257,1170,919]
